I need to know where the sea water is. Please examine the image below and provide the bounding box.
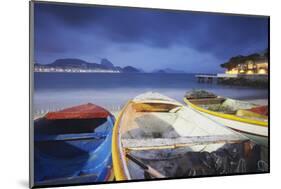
[33,73,268,116]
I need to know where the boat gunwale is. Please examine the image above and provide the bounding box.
[112,101,131,181]
[184,98,268,127]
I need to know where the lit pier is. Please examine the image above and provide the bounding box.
[195,74,238,83]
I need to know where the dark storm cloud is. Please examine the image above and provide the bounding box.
[34,3,268,72]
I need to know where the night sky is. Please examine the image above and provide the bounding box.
[34,3,268,73]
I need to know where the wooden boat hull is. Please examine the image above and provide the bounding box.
[184,98,268,146]
[34,103,115,186]
[112,102,130,181]
[113,93,268,181]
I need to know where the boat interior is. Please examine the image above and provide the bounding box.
[119,101,268,179]
[35,117,112,157]
[187,97,268,121]
[34,117,112,183]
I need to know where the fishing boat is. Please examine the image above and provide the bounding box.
[183,90,268,146]
[112,92,268,181]
[34,103,115,186]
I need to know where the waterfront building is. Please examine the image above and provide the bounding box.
[221,50,268,75]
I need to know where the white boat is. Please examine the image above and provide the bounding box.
[112,92,268,181]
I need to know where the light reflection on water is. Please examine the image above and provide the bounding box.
[33,73,268,116]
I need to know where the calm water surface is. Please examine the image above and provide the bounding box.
[33,73,268,115]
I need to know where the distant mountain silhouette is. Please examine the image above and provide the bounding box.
[100,58,115,68]
[122,66,141,73]
[49,58,108,69]
[35,58,141,73]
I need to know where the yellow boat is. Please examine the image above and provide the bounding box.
[183,90,268,146]
[112,92,268,181]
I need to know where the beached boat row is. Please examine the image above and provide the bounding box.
[34,91,268,186]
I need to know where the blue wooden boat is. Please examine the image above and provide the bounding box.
[34,103,115,186]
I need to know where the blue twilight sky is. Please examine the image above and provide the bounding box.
[34,3,268,73]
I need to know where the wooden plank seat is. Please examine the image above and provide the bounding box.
[188,97,225,105]
[122,134,247,150]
